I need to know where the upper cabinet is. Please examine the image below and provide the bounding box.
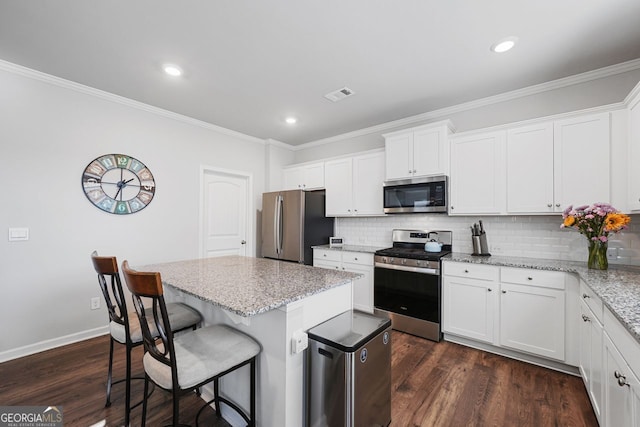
[554,113,610,210]
[505,113,611,214]
[383,121,454,181]
[449,130,506,215]
[627,84,640,211]
[506,122,555,213]
[325,151,385,217]
[282,162,324,190]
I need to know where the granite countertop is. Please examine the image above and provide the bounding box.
[312,244,386,254]
[444,253,640,346]
[137,255,360,317]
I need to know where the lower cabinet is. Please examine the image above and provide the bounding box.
[603,308,640,427]
[442,263,498,344]
[499,282,565,360]
[579,282,604,424]
[313,249,374,313]
[443,262,568,362]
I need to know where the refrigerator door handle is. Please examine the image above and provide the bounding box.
[275,195,283,254]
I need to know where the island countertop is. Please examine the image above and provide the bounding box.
[137,255,360,317]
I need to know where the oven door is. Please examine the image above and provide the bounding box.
[373,265,440,323]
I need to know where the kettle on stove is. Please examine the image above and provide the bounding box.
[424,239,443,253]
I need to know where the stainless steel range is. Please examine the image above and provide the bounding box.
[373,229,452,342]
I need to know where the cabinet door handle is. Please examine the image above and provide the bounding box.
[582,314,591,322]
[527,277,533,280]
[614,371,630,387]
[488,288,492,292]
[413,169,417,173]
[450,206,454,210]
[582,293,590,299]
[555,203,561,207]
[547,203,552,207]
[408,170,412,174]
[464,269,469,273]
[502,290,507,294]
[354,257,358,261]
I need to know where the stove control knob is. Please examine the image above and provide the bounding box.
[416,261,422,266]
[390,258,394,264]
[402,259,407,265]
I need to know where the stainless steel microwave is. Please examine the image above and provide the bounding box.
[383,176,448,214]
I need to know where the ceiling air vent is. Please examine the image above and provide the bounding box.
[324,86,355,102]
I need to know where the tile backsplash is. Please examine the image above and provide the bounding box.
[335,214,640,266]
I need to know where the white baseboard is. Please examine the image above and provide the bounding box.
[0,325,109,363]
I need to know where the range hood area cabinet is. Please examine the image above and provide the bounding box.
[383,121,454,181]
[449,111,611,215]
[324,150,385,217]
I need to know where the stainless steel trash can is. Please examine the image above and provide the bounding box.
[307,310,392,427]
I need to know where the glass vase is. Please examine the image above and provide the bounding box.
[587,240,608,270]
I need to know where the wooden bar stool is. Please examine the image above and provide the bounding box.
[91,251,202,426]
[121,260,260,427]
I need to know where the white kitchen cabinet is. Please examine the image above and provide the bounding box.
[554,113,610,210]
[627,83,640,211]
[499,268,566,361]
[603,307,640,427]
[442,263,499,344]
[443,262,569,362]
[449,130,506,214]
[603,333,640,427]
[313,249,374,313]
[324,151,384,216]
[282,162,324,190]
[506,122,555,213]
[579,297,604,423]
[383,121,453,180]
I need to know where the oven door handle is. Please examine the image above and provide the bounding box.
[375,262,439,275]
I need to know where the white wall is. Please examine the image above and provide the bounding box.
[0,66,267,358]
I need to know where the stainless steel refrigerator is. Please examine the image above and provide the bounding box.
[261,189,334,265]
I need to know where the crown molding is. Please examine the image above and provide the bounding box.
[296,57,640,150]
[265,138,294,150]
[0,59,265,145]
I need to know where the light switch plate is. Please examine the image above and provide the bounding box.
[8,227,29,241]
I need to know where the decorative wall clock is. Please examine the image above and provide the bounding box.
[82,154,155,214]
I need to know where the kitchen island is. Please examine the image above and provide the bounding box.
[137,255,360,427]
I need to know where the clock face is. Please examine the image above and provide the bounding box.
[82,154,155,214]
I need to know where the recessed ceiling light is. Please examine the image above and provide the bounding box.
[490,37,518,53]
[163,64,183,77]
[285,117,297,125]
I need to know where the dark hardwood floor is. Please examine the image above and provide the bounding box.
[0,331,598,426]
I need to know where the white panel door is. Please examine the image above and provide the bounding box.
[450,131,506,214]
[202,170,249,258]
[554,113,610,210]
[628,93,640,210]
[324,158,353,216]
[413,127,447,176]
[282,166,302,190]
[499,283,565,360]
[442,276,496,343]
[385,133,413,180]
[353,152,385,215]
[506,122,554,213]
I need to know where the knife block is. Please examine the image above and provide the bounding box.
[472,234,490,256]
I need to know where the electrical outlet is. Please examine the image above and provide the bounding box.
[90,297,100,310]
